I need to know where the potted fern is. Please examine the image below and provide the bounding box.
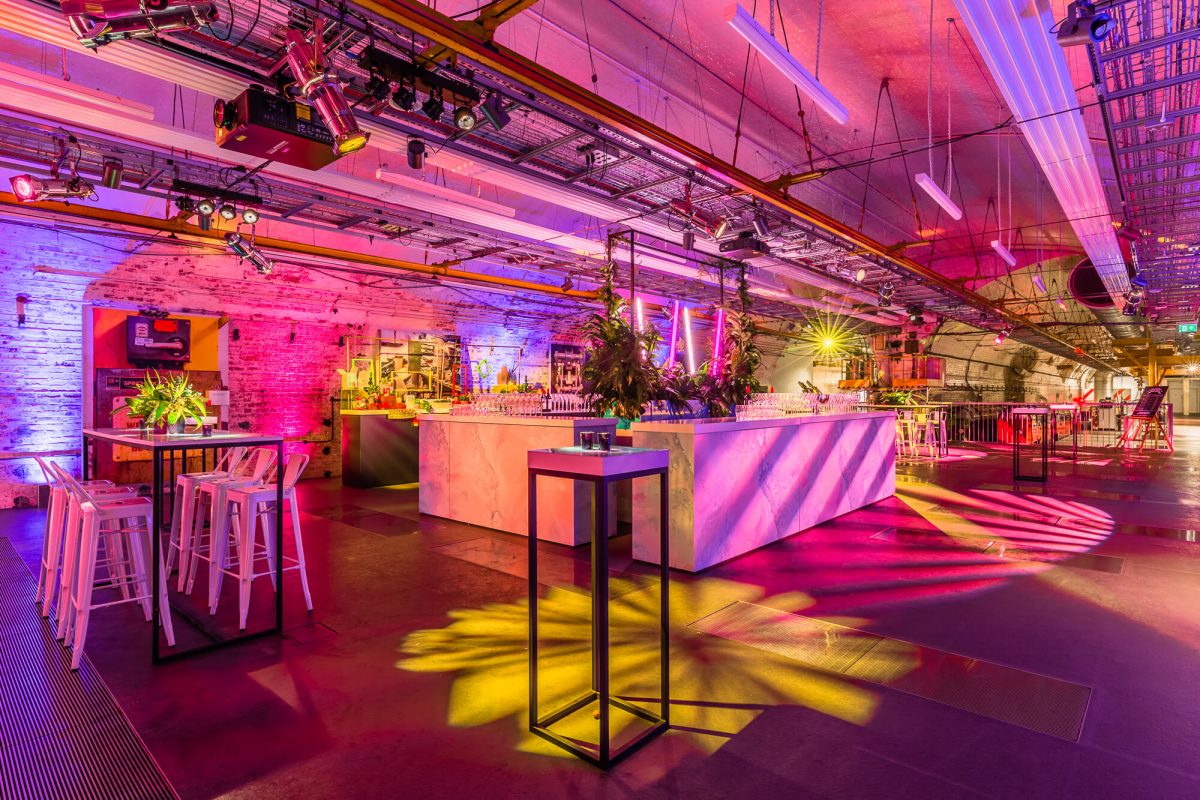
[121,372,209,435]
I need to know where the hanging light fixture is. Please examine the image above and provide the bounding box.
[240,207,260,224]
[453,105,478,131]
[994,326,1012,345]
[218,203,237,221]
[877,282,895,308]
[479,94,512,130]
[9,173,94,202]
[389,81,417,112]
[226,232,273,275]
[915,9,962,221]
[422,89,446,122]
[724,4,848,124]
[282,21,370,156]
[60,0,218,49]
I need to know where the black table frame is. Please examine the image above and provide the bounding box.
[1012,409,1049,482]
[1049,406,1079,461]
[82,430,284,664]
[527,463,669,769]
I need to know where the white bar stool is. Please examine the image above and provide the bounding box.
[54,466,175,669]
[184,447,277,601]
[34,458,133,620]
[165,446,247,591]
[216,453,312,629]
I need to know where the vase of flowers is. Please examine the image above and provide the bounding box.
[120,372,209,434]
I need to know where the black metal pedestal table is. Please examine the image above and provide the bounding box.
[527,445,670,768]
[1012,407,1049,482]
[1049,403,1080,460]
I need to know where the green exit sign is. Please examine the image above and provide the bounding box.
[1180,323,1199,333]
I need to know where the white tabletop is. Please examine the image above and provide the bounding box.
[83,428,283,449]
[528,445,668,477]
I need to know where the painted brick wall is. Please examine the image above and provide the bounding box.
[226,320,345,479]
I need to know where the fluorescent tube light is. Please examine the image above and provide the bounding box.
[712,307,726,363]
[914,172,963,220]
[725,4,849,125]
[1031,273,1047,294]
[990,239,1017,267]
[684,307,697,375]
[666,300,680,367]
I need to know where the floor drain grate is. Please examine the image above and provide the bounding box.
[0,540,178,800]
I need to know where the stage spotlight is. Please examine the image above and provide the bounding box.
[906,305,924,325]
[752,212,771,239]
[1122,288,1144,317]
[226,232,273,275]
[853,267,867,283]
[479,94,511,130]
[407,138,426,170]
[681,229,695,251]
[196,198,216,216]
[422,89,446,122]
[100,158,123,189]
[1130,272,1148,289]
[710,217,730,240]
[1056,2,1113,47]
[993,326,1012,346]
[389,82,417,112]
[877,282,895,308]
[561,275,573,292]
[9,174,94,202]
[218,203,237,221]
[453,106,478,131]
[61,0,217,49]
[174,197,195,214]
[283,24,370,156]
[241,207,260,224]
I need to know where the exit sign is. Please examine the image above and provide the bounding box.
[1180,323,1199,333]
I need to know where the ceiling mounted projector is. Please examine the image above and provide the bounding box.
[1056,2,1113,47]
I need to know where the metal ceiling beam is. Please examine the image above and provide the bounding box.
[511,132,585,164]
[351,0,1112,370]
[1104,70,1200,102]
[1112,102,1200,130]
[1098,26,1200,63]
[1116,130,1200,155]
[0,192,599,301]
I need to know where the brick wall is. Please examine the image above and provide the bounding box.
[0,220,543,507]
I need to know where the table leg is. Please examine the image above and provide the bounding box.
[594,477,609,766]
[152,448,162,664]
[527,471,538,731]
[81,433,89,481]
[658,469,670,726]
[275,440,284,632]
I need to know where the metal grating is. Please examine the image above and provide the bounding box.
[691,601,1092,741]
[0,539,177,800]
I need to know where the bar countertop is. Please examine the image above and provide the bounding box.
[630,410,895,435]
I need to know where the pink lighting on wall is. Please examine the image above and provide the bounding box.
[683,306,696,374]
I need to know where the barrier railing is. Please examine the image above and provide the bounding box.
[942,402,1174,450]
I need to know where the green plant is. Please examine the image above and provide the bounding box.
[120,371,208,429]
[581,256,662,420]
[877,389,915,406]
[699,265,764,416]
[656,362,697,415]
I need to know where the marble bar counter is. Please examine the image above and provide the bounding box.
[631,411,896,572]
[419,415,618,545]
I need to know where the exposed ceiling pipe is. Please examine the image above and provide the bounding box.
[354,0,1111,368]
[0,192,599,300]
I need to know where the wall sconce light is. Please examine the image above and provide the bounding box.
[16,293,29,326]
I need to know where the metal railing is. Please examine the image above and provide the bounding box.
[943,402,1174,450]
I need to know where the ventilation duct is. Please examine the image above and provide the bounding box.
[1068,257,1140,339]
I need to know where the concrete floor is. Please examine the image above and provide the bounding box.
[3,422,1200,799]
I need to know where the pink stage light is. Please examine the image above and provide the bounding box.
[712,307,726,364]
[283,21,369,156]
[9,174,37,201]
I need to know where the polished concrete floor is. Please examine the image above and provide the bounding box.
[3,423,1200,799]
